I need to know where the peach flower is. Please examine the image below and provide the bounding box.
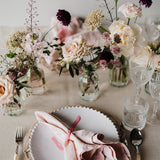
[62,36,90,63]
[0,75,15,106]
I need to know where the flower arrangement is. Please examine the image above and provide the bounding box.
[81,0,152,87]
[0,54,30,115]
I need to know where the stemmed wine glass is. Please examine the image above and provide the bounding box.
[129,56,154,103]
[147,72,160,125]
[144,14,160,41]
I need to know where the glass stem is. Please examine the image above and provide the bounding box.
[151,100,159,118]
[135,85,141,103]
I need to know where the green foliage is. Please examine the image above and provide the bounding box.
[43,50,50,56]
[119,55,125,65]
[6,52,17,58]
[148,41,160,55]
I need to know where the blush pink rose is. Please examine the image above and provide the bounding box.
[0,75,15,106]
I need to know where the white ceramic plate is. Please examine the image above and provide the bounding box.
[29,106,119,160]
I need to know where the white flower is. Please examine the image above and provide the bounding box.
[62,36,90,63]
[109,20,136,57]
[0,75,15,106]
[132,46,152,67]
[109,20,145,57]
[118,3,142,19]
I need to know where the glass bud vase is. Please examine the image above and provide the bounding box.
[78,71,99,101]
[4,101,22,116]
[109,58,129,87]
[28,67,45,95]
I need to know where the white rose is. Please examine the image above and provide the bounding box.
[118,3,142,19]
[109,20,136,57]
[0,75,15,106]
[62,36,89,63]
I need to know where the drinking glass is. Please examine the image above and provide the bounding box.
[147,72,160,125]
[129,56,154,103]
[144,14,160,41]
[122,96,149,131]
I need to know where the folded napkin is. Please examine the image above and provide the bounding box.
[35,111,131,160]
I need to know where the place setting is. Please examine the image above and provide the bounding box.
[1,0,160,160]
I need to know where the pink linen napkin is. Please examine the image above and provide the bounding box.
[35,111,131,160]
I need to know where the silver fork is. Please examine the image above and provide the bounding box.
[14,128,23,160]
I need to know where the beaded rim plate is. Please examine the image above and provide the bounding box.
[29,106,119,160]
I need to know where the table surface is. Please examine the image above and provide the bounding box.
[0,68,159,160]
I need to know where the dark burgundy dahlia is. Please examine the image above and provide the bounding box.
[139,0,152,8]
[56,9,71,26]
[100,49,114,63]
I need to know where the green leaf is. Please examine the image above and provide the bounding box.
[59,66,64,76]
[52,44,58,47]
[6,52,17,58]
[19,82,31,88]
[54,37,58,41]
[75,68,79,76]
[69,66,74,78]
[59,43,65,46]
[33,66,42,78]
[119,55,125,65]
[55,48,61,51]
[43,50,50,56]
[74,64,79,76]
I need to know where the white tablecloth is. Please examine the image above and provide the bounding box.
[0,68,160,160]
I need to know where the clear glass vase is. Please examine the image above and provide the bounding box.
[4,102,22,116]
[28,67,45,95]
[109,59,129,87]
[78,71,99,101]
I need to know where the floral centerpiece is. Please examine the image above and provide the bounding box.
[0,55,30,115]
[83,0,152,87]
[5,0,47,95]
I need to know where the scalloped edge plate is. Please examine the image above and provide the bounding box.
[29,106,119,160]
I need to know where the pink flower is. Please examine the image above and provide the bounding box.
[113,59,122,67]
[110,45,121,55]
[57,28,71,43]
[102,32,111,41]
[102,32,112,47]
[99,60,107,70]
[23,32,43,58]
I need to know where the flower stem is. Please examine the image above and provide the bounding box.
[134,17,138,23]
[127,18,130,25]
[115,0,118,20]
[103,0,113,22]
[41,21,59,41]
[99,26,110,34]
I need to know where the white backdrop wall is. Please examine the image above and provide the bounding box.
[0,0,159,27]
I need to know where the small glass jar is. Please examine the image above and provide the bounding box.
[109,58,129,87]
[4,102,22,116]
[28,67,45,95]
[78,71,99,101]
